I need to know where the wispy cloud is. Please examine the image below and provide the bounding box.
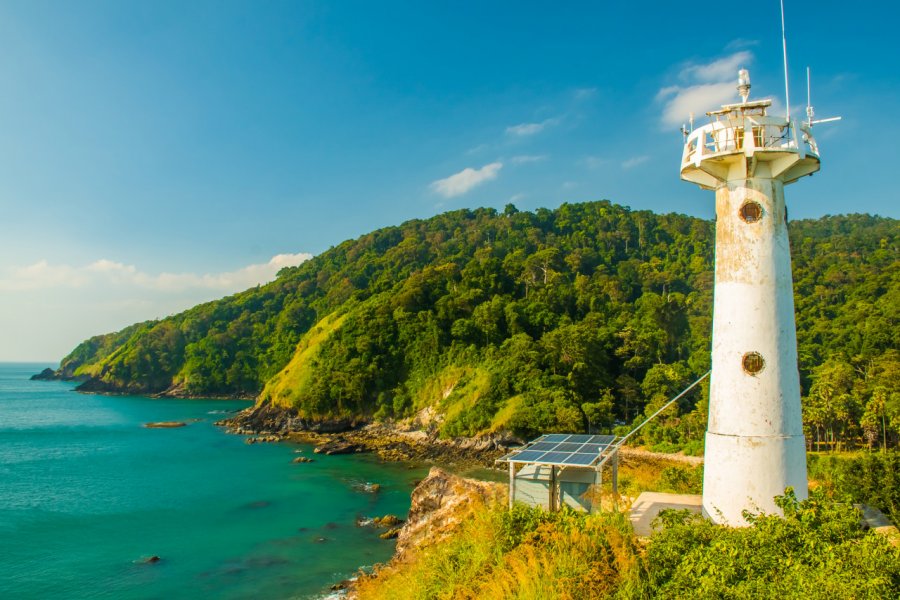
[505,117,560,137]
[580,156,607,170]
[430,162,503,198]
[725,39,759,51]
[509,193,526,203]
[573,87,598,101]
[510,154,548,165]
[657,49,755,127]
[681,50,752,83]
[0,253,312,293]
[621,155,649,170]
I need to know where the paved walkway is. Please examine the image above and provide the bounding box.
[629,492,702,536]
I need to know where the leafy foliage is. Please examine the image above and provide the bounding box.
[642,490,900,599]
[356,492,900,600]
[809,450,900,525]
[58,202,898,444]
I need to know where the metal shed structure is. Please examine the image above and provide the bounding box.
[497,434,620,513]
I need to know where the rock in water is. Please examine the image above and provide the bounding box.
[144,422,187,428]
[313,439,363,455]
[30,368,57,381]
[373,514,402,527]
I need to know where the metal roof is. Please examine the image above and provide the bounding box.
[498,433,618,468]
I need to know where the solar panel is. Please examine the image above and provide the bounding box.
[564,434,594,444]
[537,451,571,464]
[579,443,604,454]
[563,453,598,466]
[499,449,521,461]
[528,442,560,452]
[554,442,584,452]
[510,450,548,462]
[589,435,616,445]
[499,433,619,467]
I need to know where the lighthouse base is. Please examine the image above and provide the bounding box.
[702,432,808,526]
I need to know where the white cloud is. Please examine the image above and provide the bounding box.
[622,155,650,170]
[657,49,757,127]
[0,253,312,293]
[505,117,560,137]
[510,154,548,165]
[429,162,503,198]
[681,50,752,83]
[509,193,526,203]
[0,253,314,361]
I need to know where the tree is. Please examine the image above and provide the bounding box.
[582,388,614,433]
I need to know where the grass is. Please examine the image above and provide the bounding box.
[355,492,900,600]
[260,311,347,409]
[354,503,641,600]
[613,455,703,498]
[488,394,524,434]
[410,365,468,412]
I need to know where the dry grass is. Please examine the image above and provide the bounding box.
[354,503,641,600]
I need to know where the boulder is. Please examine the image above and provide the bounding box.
[313,439,363,455]
[373,514,402,527]
[394,467,505,561]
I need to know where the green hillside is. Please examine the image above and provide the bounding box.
[57,202,899,446]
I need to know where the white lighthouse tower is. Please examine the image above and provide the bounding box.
[680,70,821,525]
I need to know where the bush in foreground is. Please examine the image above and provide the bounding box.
[355,490,899,600]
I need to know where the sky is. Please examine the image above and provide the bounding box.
[0,0,897,361]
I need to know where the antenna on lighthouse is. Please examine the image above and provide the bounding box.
[780,0,791,121]
[805,66,843,128]
[806,67,813,126]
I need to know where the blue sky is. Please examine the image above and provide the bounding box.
[0,0,897,361]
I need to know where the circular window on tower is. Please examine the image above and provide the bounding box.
[742,351,765,375]
[739,201,763,223]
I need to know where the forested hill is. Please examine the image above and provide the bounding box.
[54,202,899,446]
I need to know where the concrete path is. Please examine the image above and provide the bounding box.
[629,492,702,536]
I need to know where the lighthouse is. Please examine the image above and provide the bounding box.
[680,70,820,525]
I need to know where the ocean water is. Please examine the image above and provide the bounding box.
[0,363,427,599]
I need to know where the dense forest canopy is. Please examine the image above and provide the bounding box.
[57,201,899,450]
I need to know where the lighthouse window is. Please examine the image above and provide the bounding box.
[739,201,763,223]
[742,352,765,375]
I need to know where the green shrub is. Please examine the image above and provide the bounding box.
[357,491,900,600]
[638,489,900,599]
[657,466,703,494]
[810,450,900,525]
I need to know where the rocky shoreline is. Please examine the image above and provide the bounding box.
[216,402,518,466]
[334,467,505,596]
[29,369,257,401]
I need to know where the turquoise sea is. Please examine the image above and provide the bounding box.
[0,363,427,599]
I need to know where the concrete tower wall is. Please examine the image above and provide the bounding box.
[702,177,808,525]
